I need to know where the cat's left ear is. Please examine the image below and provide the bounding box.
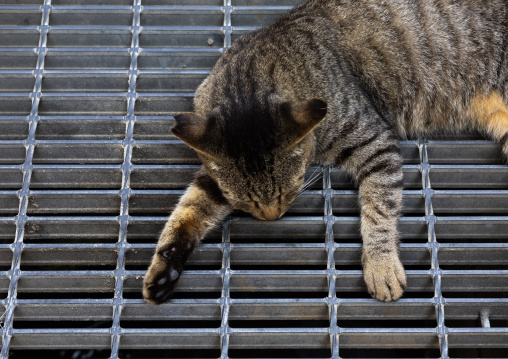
[171,112,217,156]
[281,98,327,145]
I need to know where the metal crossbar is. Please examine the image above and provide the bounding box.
[0,1,507,358]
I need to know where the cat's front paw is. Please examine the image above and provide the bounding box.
[143,241,194,305]
[362,252,406,302]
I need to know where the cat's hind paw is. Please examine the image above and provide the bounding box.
[362,252,406,302]
[142,241,194,305]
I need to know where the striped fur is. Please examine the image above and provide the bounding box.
[143,169,230,304]
[144,0,508,304]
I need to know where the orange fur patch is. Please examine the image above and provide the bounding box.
[170,184,217,238]
[468,91,508,140]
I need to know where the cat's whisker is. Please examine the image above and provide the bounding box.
[303,169,324,187]
[301,168,320,189]
[294,174,324,201]
[300,167,324,193]
[300,176,321,193]
[228,198,241,209]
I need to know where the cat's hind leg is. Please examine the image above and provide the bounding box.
[468,90,508,158]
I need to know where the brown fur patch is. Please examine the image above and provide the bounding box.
[176,208,201,235]
[161,184,214,244]
[469,91,508,142]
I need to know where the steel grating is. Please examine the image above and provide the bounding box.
[0,0,507,358]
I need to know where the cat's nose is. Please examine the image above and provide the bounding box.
[258,204,282,221]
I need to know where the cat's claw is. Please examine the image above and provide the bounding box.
[143,241,193,305]
[362,252,406,302]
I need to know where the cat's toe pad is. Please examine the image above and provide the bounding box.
[143,241,194,305]
[161,246,177,258]
[143,264,182,305]
[158,242,194,261]
[363,253,406,302]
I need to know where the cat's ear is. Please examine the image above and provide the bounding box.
[171,112,216,155]
[281,98,327,145]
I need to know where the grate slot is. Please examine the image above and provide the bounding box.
[0,94,33,116]
[0,73,35,92]
[46,29,132,47]
[433,190,508,215]
[49,9,133,26]
[0,30,40,47]
[0,194,19,216]
[35,118,126,140]
[0,10,42,26]
[28,166,123,189]
[32,143,124,164]
[27,192,122,215]
[234,0,305,5]
[137,49,223,70]
[427,141,505,164]
[9,329,112,350]
[141,8,224,27]
[430,165,508,189]
[53,0,132,4]
[434,217,508,240]
[41,72,129,92]
[139,29,224,48]
[0,144,26,165]
[38,94,128,116]
[0,118,29,140]
[44,50,132,68]
[20,246,118,269]
[0,51,38,70]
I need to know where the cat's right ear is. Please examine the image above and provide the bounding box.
[281,98,328,146]
[172,112,216,155]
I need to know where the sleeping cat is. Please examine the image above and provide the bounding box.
[143,0,508,304]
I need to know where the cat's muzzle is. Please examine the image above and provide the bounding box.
[255,204,283,221]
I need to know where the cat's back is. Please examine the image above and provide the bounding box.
[313,0,508,135]
[196,0,508,136]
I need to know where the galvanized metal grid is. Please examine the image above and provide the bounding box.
[0,0,507,358]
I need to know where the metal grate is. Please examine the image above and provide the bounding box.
[0,0,507,358]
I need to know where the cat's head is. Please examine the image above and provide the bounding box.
[172,97,327,220]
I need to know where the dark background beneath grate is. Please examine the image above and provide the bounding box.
[0,0,507,358]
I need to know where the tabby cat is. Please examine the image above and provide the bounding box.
[143,0,508,304]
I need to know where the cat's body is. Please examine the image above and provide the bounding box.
[143,0,508,304]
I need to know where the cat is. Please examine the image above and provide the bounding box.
[143,0,508,304]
